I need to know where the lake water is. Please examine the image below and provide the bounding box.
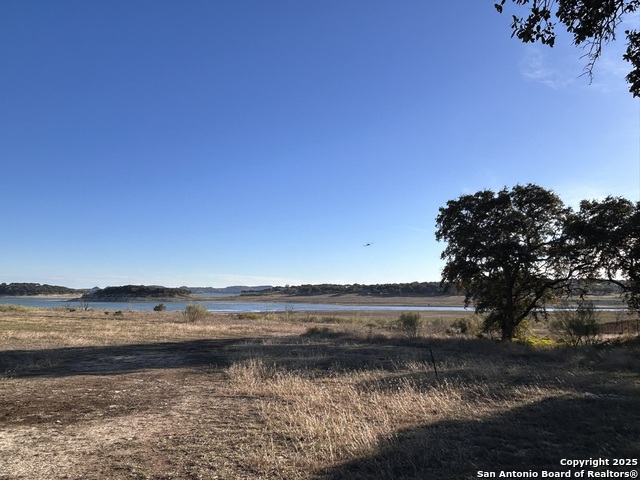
[0,296,468,313]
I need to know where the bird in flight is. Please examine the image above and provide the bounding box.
[363,242,374,247]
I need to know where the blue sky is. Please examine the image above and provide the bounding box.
[1,1,638,289]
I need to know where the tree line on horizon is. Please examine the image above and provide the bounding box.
[244,280,622,298]
[0,283,79,296]
[247,282,450,297]
[0,281,624,300]
[81,285,192,300]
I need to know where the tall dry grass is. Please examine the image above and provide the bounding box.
[0,309,308,349]
[2,307,638,478]
[223,349,593,478]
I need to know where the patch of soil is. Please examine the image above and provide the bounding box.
[0,335,276,479]
[0,369,266,479]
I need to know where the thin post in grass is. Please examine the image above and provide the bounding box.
[430,348,438,381]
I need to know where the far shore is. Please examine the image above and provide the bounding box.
[203,292,629,309]
[212,293,469,307]
[1,293,468,307]
[0,294,80,299]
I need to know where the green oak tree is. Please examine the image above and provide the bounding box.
[493,0,640,96]
[570,196,640,314]
[435,184,580,341]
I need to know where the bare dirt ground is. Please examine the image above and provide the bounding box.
[0,310,300,479]
[1,307,639,479]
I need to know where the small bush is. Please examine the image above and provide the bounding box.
[301,326,344,338]
[183,303,209,323]
[237,312,261,320]
[397,311,422,338]
[550,300,601,347]
[514,319,532,340]
[0,304,34,312]
[303,326,327,336]
[429,317,447,333]
[514,335,557,348]
[447,315,483,336]
[153,303,167,312]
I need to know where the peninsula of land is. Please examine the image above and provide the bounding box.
[0,282,81,296]
[79,285,195,302]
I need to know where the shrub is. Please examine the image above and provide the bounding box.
[550,300,601,347]
[448,316,483,336]
[397,311,422,338]
[429,317,447,333]
[237,312,261,320]
[0,304,34,313]
[302,326,327,336]
[301,326,344,338]
[514,334,557,348]
[514,319,532,340]
[183,303,209,323]
[153,303,167,312]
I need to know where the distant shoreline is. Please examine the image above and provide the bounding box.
[0,294,79,300]
[1,293,466,307]
[0,294,198,303]
[206,292,627,309]
[209,293,468,307]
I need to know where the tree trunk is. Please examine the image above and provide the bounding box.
[502,274,516,341]
[501,319,515,341]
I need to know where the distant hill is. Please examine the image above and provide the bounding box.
[184,286,272,295]
[81,285,193,301]
[245,280,624,298]
[0,282,79,296]
[242,282,452,297]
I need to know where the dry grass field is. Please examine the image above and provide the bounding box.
[1,305,639,479]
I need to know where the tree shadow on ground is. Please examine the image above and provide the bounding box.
[1,332,635,383]
[0,334,453,378]
[2,332,638,479]
[0,339,244,377]
[0,334,437,377]
[316,393,640,480]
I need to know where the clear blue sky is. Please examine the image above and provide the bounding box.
[1,1,639,289]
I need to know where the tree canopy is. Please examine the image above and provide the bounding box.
[436,184,639,340]
[494,0,640,96]
[436,184,577,340]
[0,283,78,296]
[246,282,449,297]
[81,285,192,301]
[569,196,640,313]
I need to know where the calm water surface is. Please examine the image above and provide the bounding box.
[0,296,469,313]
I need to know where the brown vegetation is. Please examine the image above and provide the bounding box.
[1,307,638,479]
